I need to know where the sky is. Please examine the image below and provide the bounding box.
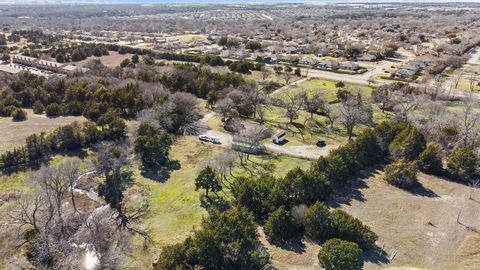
[4,0,480,4]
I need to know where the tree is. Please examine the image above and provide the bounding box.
[217,36,228,47]
[446,147,477,181]
[384,159,419,189]
[245,40,262,51]
[264,206,299,242]
[131,54,139,63]
[280,92,303,124]
[33,101,45,114]
[260,66,271,81]
[45,103,61,117]
[294,68,301,76]
[330,209,377,249]
[156,207,268,270]
[273,65,283,74]
[418,144,443,174]
[134,123,173,170]
[335,81,345,89]
[389,123,426,161]
[232,175,275,218]
[458,98,480,148]
[339,94,372,140]
[371,85,391,111]
[318,238,364,270]
[95,142,132,228]
[11,108,27,121]
[304,202,333,242]
[301,91,325,119]
[195,166,221,198]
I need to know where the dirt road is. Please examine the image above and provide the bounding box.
[196,112,335,160]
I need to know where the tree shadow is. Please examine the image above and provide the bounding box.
[407,184,439,198]
[326,165,383,207]
[140,159,181,183]
[364,245,390,265]
[269,235,306,254]
[200,194,231,211]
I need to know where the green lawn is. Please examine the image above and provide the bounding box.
[275,78,374,103]
[126,136,221,268]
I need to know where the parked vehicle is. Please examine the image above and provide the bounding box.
[198,135,210,142]
[316,140,326,147]
[210,136,221,144]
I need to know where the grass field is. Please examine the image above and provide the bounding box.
[69,51,134,68]
[275,78,374,102]
[0,109,85,154]
[124,133,316,268]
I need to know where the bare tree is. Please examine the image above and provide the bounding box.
[260,66,271,81]
[392,91,419,120]
[458,97,480,148]
[280,91,303,124]
[340,93,373,140]
[300,90,326,119]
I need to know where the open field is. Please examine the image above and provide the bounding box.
[261,169,480,270]
[124,133,316,268]
[67,51,134,68]
[0,109,85,154]
[274,78,374,102]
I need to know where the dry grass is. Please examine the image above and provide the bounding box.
[261,170,480,270]
[0,109,85,154]
[67,51,134,68]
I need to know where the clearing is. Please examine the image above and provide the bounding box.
[0,109,85,154]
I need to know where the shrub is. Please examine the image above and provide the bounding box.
[384,159,419,189]
[264,206,299,242]
[446,147,477,181]
[389,123,426,161]
[45,103,61,117]
[330,209,378,249]
[32,101,45,114]
[418,144,443,174]
[11,108,27,121]
[318,238,363,270]
[304,202,333,242]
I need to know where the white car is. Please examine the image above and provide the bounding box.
[198,135,210,142]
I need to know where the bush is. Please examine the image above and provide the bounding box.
[318,238,364,270]
[304,202,333,242]
[45,103,61,117]
[32,101,45,114]
[446,147,477,181]
[330,209,378,249]
[389,123,426,161]
[418,144,443,174]
[384,159,419,189]
[264,206,299,242]
[11,108,27,121]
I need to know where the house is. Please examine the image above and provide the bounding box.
[37,60,65,73]
[317,60,334,69]
[272,130,286,144]
[339,62,360,71]
[298,44,311,54]
[357,54,377,62]
[394,65,420,79]
[12,55,38,66]
[299,58,318,66]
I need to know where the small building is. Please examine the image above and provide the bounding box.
[339,62,360,71]
[272,130,286,144]
[232,136,266,154]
